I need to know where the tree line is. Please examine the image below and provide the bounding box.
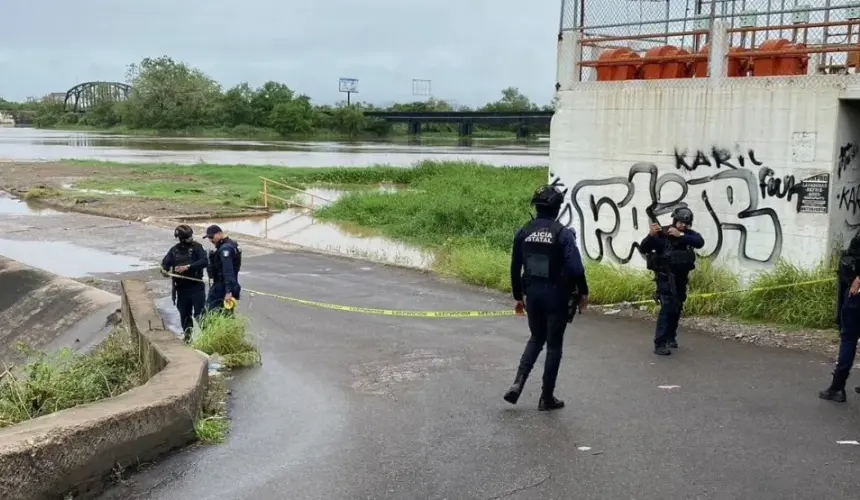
[0,56,553,138]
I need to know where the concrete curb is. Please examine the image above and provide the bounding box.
[0,279,208,500]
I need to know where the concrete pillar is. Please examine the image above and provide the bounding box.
[556,30,581,90]
[708,21,729,85]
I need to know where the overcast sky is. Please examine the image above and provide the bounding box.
[0,0,561,107]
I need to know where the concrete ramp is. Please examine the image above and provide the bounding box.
[0,256,119,363]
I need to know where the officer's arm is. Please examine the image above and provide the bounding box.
[189,244,209,271]
[161,248,173,271]
[639,234,656,254]
[510,229,525,301]
[561,228,589,296]
[220,246,238,293]
[680,229,705,249]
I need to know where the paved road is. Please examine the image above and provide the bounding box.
[2,209,860,499]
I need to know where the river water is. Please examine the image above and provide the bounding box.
[0,127,548,167]
[0,126,547,269]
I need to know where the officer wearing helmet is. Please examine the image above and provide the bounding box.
[503,184,589,411]
[639,206,704,356]
[160,224,208,342]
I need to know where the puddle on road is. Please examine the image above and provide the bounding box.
[0,193,60,215]
[0,239,154,278]
[209,185,433,269]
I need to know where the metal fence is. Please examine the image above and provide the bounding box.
[559,0,860,82]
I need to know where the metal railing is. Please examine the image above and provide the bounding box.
[559,0,860,81]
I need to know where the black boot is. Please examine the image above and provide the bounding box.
[667,340,678,349]
[855,386,860,395]
[654,344,671,356]
[538,394,565,411]
[503,372,528,405]
[819,371,849,402]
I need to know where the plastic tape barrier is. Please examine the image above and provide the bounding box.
[163,272,836,319]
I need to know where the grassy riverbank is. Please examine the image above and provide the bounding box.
[15,159,839,330]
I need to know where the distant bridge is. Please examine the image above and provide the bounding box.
[362,110,554,138]
[64,81,132,113]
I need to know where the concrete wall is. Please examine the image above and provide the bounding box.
[0,256,119,363]
[549,76,860,279]
[0,279,208,500]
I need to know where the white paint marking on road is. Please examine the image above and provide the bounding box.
[360,267,372,271]
[658,385,681,390]
[577,446,592,451]
[837,440,860,445]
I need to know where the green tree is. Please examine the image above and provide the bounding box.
[249,81,294,128]
[330,104,367,138]
[122,56,223,130]
[480,87,537,112]
[221,83,255,127]
[269,95,316,135]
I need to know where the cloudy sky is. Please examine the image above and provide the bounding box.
[0,0,561,107]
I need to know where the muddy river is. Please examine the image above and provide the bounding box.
[0,127,548,167]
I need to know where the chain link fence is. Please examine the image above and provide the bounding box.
[557,0,860,83]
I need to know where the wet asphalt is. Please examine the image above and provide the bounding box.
[1,209,860,499]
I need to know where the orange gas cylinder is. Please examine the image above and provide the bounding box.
[727,47,749,77]
[693,45,710,77]
[662,47,691,79]
[612,48,641,81]
[596,49,619,81]
[776,43,808,75]
[642,45,672,79]
[752,39,791,76]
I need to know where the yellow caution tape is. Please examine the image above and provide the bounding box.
[161,272,836,319]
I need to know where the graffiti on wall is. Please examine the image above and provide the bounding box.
[550,146,830,265]
[836,142,860,229]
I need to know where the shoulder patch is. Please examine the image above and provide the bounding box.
[222,250,230,257]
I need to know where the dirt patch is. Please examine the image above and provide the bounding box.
[0,161,258,221]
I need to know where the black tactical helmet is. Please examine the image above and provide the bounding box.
[531,185,564,209]
[174,224,193,241]
[672,206,694,226]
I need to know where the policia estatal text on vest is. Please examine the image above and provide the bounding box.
[638,207,704,356]
[203,224,243,314]
[160,224,208,342]
[503,185,589,411]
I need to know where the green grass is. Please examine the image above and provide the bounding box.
[192,313,261,369]
[195,373,230,444]
[0,329,142,428]
[50,159,841,330]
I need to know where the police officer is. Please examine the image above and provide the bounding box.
[639,207,704,356]
[836,231,860,328]
[160,224,208,342]
[203,224,242,314]
[820,233,860,402]
[503,185,589,411]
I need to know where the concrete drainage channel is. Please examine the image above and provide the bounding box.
[0,277,209,500]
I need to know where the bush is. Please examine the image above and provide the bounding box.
[0,330,142,428]
[193,313,261,368]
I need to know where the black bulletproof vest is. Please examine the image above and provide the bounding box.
[646,227,696,273]
[209,238,242,283]
[839,231,860,284]
[171,243,204,280]
[521,218,565,284]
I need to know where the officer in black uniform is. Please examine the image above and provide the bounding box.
[203,224,242,314]
[639,207,704,356]
[503,185,589,411]
[820,232,860,402]
[160,224,208,342]
[836,231,860,328]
